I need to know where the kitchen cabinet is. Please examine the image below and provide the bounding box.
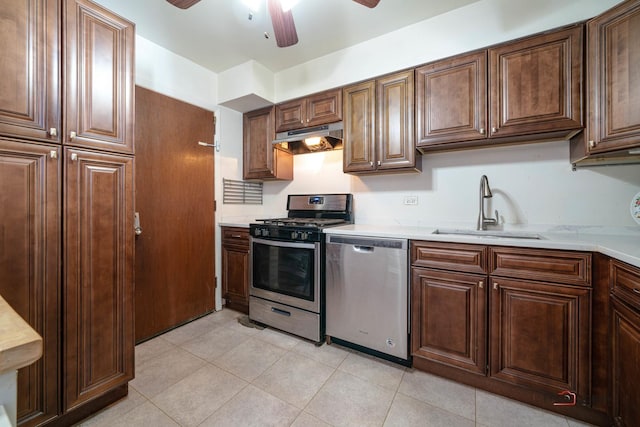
[243,106,293,180]
[571,0,640,165]
[416,25,583,150]
[275,89,342,132]
[221,227,250,314]
[0,1,135,425]
[610,260,640,427]
[343,70,420,174]
[0,138,60,426]
[411,241,593,421]
[0,0,60,143]
[63,0,135,154]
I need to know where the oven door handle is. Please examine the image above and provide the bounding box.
[271,307,292,317]
[251,237,317,250]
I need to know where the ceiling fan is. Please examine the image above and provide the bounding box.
[166,0,380,48]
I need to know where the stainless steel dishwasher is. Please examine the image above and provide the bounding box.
[325,234,409,363]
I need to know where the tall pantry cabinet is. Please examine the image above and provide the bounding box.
[0,1,135,425]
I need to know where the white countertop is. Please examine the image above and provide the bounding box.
[219,218,640,268]
[324,224,640,268]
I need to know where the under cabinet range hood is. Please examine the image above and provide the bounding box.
[273,122,343,154]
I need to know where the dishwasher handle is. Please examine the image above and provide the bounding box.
[327,235,407,250]
[353,245,374,253]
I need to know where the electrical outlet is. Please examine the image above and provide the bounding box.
[403,195,418,205]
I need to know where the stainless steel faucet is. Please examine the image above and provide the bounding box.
[477,175,499,230]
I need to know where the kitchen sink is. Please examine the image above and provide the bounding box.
[432,229,544,240]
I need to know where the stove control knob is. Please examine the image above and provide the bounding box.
[263,229,270,237]
[300,232,308,240]
[291,231,299,240]
[254,228,261,236]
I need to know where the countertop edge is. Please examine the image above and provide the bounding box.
[0,295,43,374]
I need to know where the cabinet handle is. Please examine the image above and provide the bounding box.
[69,131,76,140]
[377,160,381,166]
[479,280,484,289]
[491,127,497,133]
[49,127,58,137]
[50,150,58,159]
[70,153,78,161]
[633,288,640,295]
[553,390,576,406]
[231,234,242,238]
[493,282,499,290]
[588,140,596,149]
[479,128,485,135]
[134,212,142,236]
[369,161,373,166]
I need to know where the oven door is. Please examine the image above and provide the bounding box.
[250,237,320,313]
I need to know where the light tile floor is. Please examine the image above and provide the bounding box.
[78,308,594,427]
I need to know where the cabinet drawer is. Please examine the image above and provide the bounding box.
[611,260,640,310]
[411,241,487,274]
[222,227,249,244]
[489,247,591,286]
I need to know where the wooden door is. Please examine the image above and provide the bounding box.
[611,297,640,427]
[306,89,342,128]
[586,1,640,154]
[411,268,487,375]
[376,70,417,170]
[63,0,134,154]
[343,81,376,173]
[0,0,60,143]
[489,277,590,405]
[0,139,60,426]
[134,87,216,342]
[221,227,250,314]
[63,147,134,410]
[488,25,583,138]
[416,51,487,148]
[243,107,292,180]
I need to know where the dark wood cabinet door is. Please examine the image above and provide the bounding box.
[343,81,376,173]
[0,0,60,143]
[489,277,590,405]
[63,148,134,411]
[611,297,640,427]
[0,138,60,426]
[411,268,487,375]
[306,89,342,128]
[376,70,417,170]
[243,107,293,180]
[416,51,487,147]
[221,228,250,314]
[63,0,134,154]
[275,99,305,132]
[489,26,583,138]
[586,1,640,154]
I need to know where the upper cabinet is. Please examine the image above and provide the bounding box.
[275,88,342,132]
[343,70,420,174]
[63,0,135,154]
[417,25,583,150]
[243,106,293,180]
[571,0,640,164]
[0,1,61,143]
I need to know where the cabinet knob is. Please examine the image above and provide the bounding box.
[70,131,77,140]
[479,128,485,135]
[588,140,596,149]
[70,153,78,161]
[491,127,497,133]
[493,282,499,290]
[369,161,373,166]
[479,280,484,289]
[377,160,381,166]
[49,127,58,137]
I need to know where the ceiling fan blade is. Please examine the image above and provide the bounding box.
[352,0,380,8]
[268,0,299,48]
[166,0,201,9]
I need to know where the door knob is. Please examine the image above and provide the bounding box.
[134,212,142,235]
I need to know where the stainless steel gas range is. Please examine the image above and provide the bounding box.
[248,194,353,343]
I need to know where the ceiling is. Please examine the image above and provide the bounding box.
[94,0,479,73]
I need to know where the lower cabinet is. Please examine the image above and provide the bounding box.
[610,260,640,427]
[0,139,134,425]
[221,227,250,314]
[410,241,594,421]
